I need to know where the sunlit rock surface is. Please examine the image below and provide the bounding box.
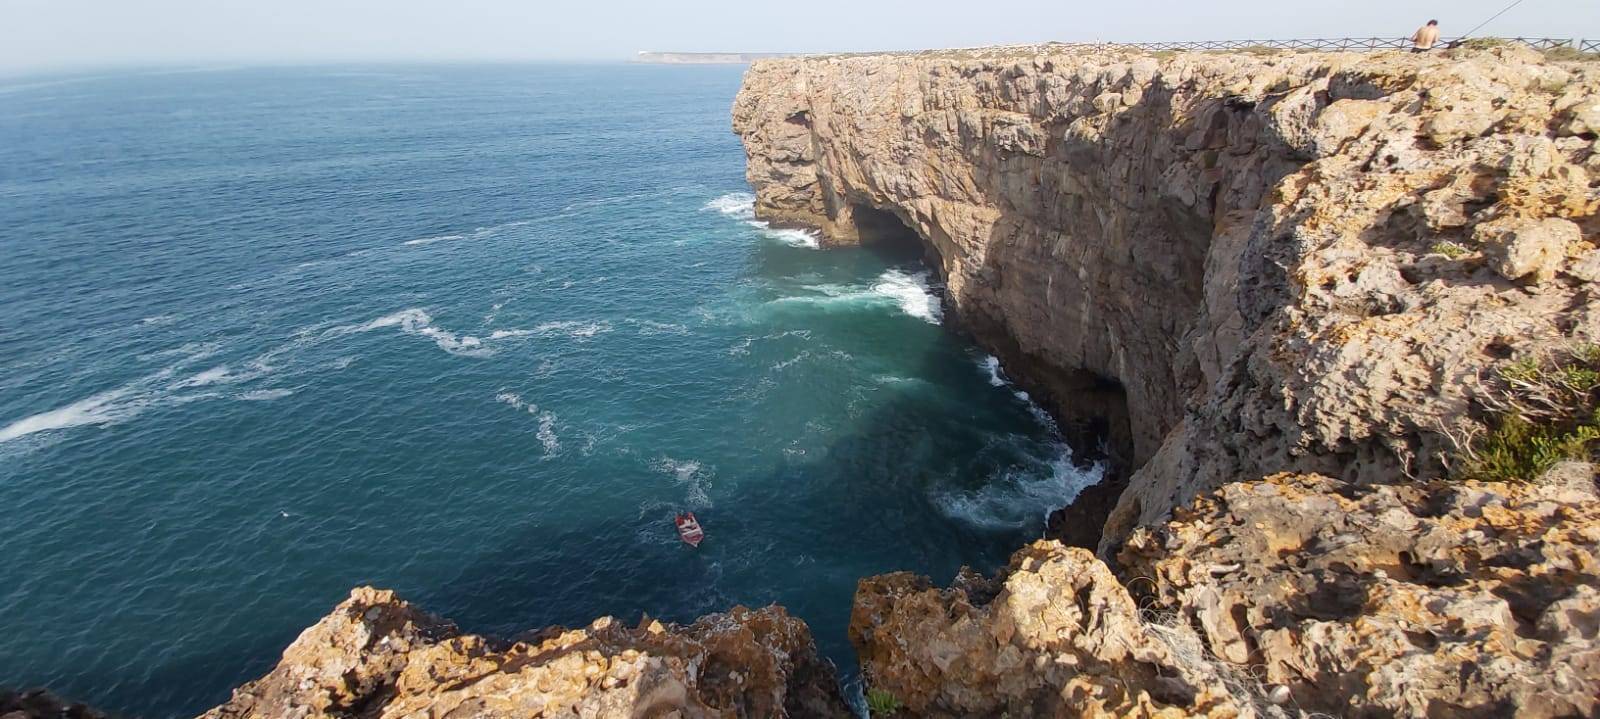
[733,44,1600,551]
[202,588,849,719]
[851,471,1600,718]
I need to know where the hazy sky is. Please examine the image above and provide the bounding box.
[2,0,1596,74]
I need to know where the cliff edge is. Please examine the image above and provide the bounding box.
[732,43,1600,552]
[850,471,1600,717]
[201,589,849,718]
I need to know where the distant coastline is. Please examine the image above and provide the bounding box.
[633,51,797,64]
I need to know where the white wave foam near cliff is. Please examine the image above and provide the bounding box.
[705,192,756,219]
[761,227,821,249]
[935,448,1102,530]
[706,192,821,249]
[772,270,943,324]
[932,353,1106,529]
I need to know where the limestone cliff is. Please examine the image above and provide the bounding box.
[202,588,849,718]
[850,471,1600,717]
[732,44,1600,551]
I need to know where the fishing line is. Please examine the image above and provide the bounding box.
[1459,0,1531,40]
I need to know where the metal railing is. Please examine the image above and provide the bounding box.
[1051,37,1594,54]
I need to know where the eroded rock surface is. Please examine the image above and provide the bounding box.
[851,472,1600,718]
[733,45,1600,550]
[203,588,849,719]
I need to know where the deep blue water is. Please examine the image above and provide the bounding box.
[0,64,1099,717]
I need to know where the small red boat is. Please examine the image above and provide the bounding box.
[675,512,705,548]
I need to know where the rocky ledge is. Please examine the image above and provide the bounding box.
[200,588,848,718]
[851,471,1600,717]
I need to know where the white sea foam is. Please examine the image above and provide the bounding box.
[351,309,494,357]
[402,233,464,246]
[769,351,813,372]
[979,355,1008,387]
[872,269,943,323]
[935,448,1104,530]
[239,389,294,401]
[400,219,532,248]
[535,412,560,455]
[653,456,713,508]
[0,344,218,444]
[495,391,531,411]
[494,392,560,455]
[0,387,143,443]
[628,319,691,336]
[762,227,821,249]
[772,270,943,324]
[531,320,612,339]
[705,192,756,219]
[975,353,1059,431]
[706,192,822,248]
[178,365,234,388]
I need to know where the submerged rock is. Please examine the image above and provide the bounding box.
[201,588,849,719]
[0,689,110,719]
[851,472,1600,718]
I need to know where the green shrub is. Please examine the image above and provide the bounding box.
[1430,241,1470,259]
[1457,345,1600,481]
[1544,46,1600,63]
[865,688,904,716]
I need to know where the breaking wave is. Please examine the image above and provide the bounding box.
[762,227,821,249]
[934,449,1102,530]
[932,352,1108,529]
[706,192,821,249]
[705,192,756,219]
[770,269,943,324]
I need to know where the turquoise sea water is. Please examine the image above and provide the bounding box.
[0,64,1100,716]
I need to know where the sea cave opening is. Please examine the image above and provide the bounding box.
[848,203,929,264]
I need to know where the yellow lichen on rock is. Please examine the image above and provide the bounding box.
[851,471,1600,718]
[201,588,850,719]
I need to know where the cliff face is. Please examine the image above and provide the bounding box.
[202,588,849,719]
[732,45,1600,549]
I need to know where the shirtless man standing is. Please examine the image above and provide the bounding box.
[1411,20,1441,52]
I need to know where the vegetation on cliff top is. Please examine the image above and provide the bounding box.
[1456,344,1600,481]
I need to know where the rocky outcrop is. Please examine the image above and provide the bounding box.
[850,470,1600,718]
[733,44,1600,552]
[203,588,848,719]
[1,690,110,719]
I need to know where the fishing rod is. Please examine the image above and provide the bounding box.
[1458,0,1531,40]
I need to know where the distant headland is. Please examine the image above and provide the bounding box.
[633,51,798,64]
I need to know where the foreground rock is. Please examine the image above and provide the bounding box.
[733,44,1600,551]
[851,472,1600,718]
[203,588,848,719]
[0,690,109,719]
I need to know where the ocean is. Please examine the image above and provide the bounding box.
[0,64,1100,716]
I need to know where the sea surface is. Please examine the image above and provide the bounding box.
[0,64,1101,716]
